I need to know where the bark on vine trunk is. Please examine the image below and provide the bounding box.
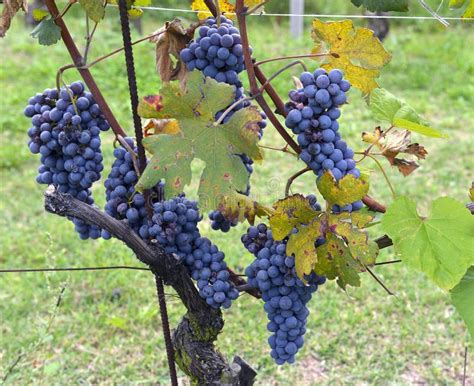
[43,187,255,384]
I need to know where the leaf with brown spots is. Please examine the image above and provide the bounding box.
[215,193,273,226]
[136,71,263,212]
[269,194,321,240]
[138,95,164,118]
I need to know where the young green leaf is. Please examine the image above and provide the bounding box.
[370,88,447,138]
[382,196,474,290]
[79,0,105,23]
[31,17,61,46]
[451,266,474,340]
[393,118,448,139]
[351,0,409,12]
[311,19,392,95]
[269,194,320,240]
[136,71,263,212]
[32,9,49,22]
[317,171,370,207]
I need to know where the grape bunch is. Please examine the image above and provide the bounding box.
[137,195,239,308]
[284,68,363,212]
[180,16,246,86]
[102,137,164,239]
[25,82,110,239]
[243,223,325,364]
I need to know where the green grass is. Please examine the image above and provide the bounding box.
[1,7,473,385]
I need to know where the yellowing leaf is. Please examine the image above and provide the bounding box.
[287,218,324,279]
[350,210,376,228]
[216,193,273,226]
[269,194,321,240]
[136,71,263,212]
[128,7,143,18]
[32,9,49,21]
[79,0,105,23]
[382,196,474,290]
[143,119,180,137]
[317,171,370,207]
[311,19,391,95]
[191,0,235,19]
[315,233,364,289]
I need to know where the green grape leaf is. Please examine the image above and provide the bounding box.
[451,266,474,340]
[315,233,364,289]
[350,210,376,228]
[449,0,474,18]
[79,0,105,23]
[215,194,273,226]
[370,88,447,138]
[287,218,324,279]
[31,17,61,46]
[393,118,448,138]
[136,71,263,212]
[138,95,164,118]
[269,194,321,240]
[382,196,474,290]
[351,0,409,12]
[317,171,370,207]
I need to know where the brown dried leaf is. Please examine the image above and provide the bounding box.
[363,128,428,177]
[0,0,28,37]
[151,19,196,84]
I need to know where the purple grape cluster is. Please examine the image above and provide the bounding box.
[180,16,246,86]
[285,68,363,212]
[24,82,110,239]
[243,223,325,364]
[138,195,239,308]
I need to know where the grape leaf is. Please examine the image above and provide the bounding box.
[369,88,447,138]
[382,196,474,290]
[351,0,409,12]
[136,71,263,212]
[270,195,377,286]
[451,266,474,340]
[315,233,364,289]
[449,0,474,18]
[31,17,61,46]
[143,119,180,137]
[350,210,376,228]
[191,0,235,19]
[79,0,105,23]
[317,171,370,207]
[0,0,28,37]
[269,194,321,241]
[151,19,196,84]
[362,128,428,176]
[287,218,324,279]
[216,194,273,226]
[311,19,391,95]
[32,9,49,21]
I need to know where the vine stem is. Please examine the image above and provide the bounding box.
[257,60,308,94]
[253,64,288,116]
[254,52,332,66]
[236,0,301,154]
[117,0,177,384]
[45,0,127,137]
[365,153,397,199]
[366,266,395,296]
[285,166,311,196]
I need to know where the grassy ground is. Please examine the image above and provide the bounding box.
[0,6,473,385]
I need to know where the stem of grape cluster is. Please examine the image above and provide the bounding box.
[285,167,312,197]
[254,52,332,66]
[366,154,397,199]
[257,60,308,95]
